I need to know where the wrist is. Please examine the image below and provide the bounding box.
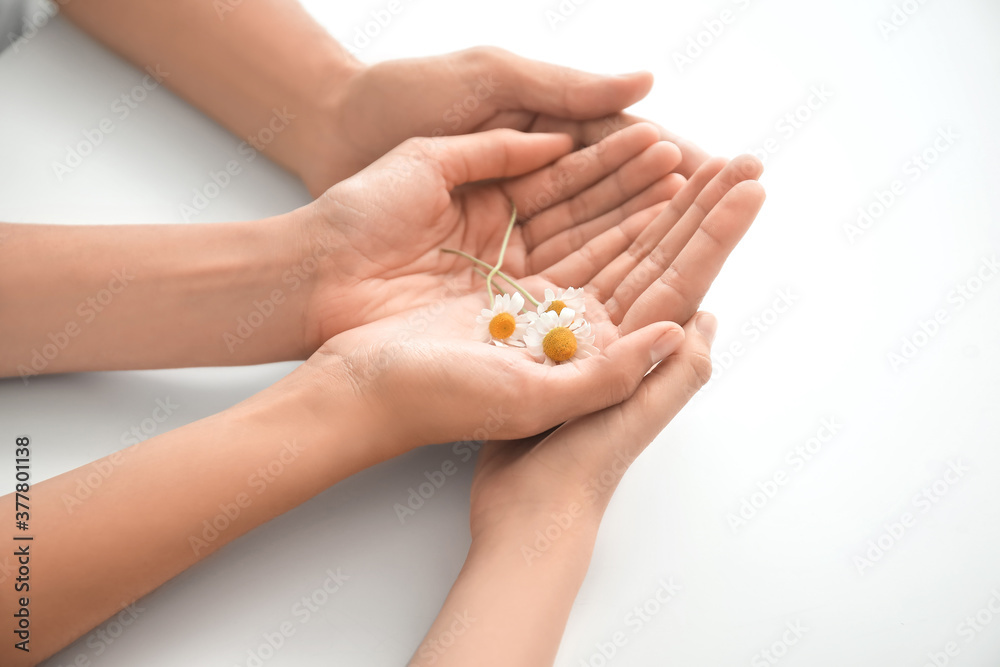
[470,500,603,569]
[218,213,320,361]
[296,50,368,196]
[298,341,422,463]
[244,348,398,475]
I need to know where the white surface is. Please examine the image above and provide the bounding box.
[1,0,999,665]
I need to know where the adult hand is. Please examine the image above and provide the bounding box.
[296,123,686,353]
[302,47,708,194]
[306,145,764,455]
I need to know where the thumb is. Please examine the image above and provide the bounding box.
[488,49,654,119]
[422,129,575,189]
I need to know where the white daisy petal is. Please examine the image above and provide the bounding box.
[475,290,531,345]
[522,307,598,364]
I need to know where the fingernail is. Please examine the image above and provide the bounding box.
[696,313,718,343]
[650,326,684,363]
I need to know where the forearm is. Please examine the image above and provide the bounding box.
[0,356,384,665]
[0,212,316,376]
[411,514,602,666]
[59,0,359,189]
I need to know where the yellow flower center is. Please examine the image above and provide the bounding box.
[546,299,568,315]
[489,312,517,340]
[542,326,577,362]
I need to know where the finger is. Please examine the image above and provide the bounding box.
[527,174,683,285]
[485,48,654,119]
[522,112,711,179]
[420,129,574,189]
[589,157,726,301]
[604,155,762,322]
[538,202,668,289]
[617,113,711,178]
[535,313,716,474]
[502,123,661,223]
[619,181,766,335]
[520,321,685,433]
[519,139,682,250]
[602,312,717,464]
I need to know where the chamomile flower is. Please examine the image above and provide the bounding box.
[537,287,586,317]
[524,308,598,365]
[475,292,530,346]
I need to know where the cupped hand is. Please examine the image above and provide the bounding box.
[466,312,718,542]
[306,148,764,457]
[297,123,686,353]
[302,47,708,194]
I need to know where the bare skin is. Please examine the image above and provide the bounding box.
[3,125,691,376]
[0,2,766,663]
[57,0,708,196]
[0,129,764,664]
[412,314,718,666]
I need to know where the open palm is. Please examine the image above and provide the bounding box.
[315,146,764,456]
[462,152,766,535]
[301,124,684,351]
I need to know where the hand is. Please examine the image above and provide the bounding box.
[468,312,718,542]
[463,152,767,536]
[301,47,709,194]
[296,123,687,352]
[405,314,722,667]
[308,148,764,456]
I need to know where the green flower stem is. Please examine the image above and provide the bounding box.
[473,268,507,297]
[440,248,541,307]
[486,201,518,308]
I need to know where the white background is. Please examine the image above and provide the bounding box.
[1,0,999,665]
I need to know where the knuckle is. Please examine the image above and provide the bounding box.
[686,350,714,388]
[607,367,640,406]
[465,45,507,68]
